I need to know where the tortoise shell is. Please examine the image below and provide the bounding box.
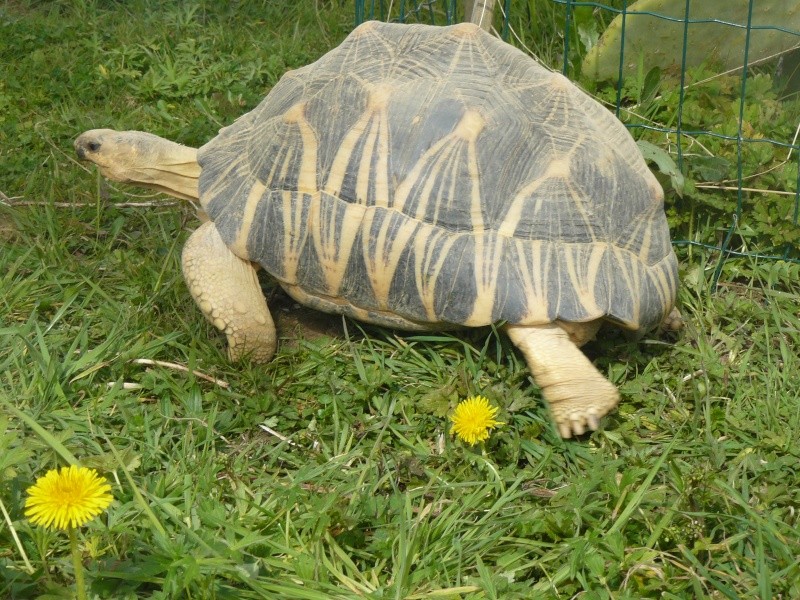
[197,20,678,334]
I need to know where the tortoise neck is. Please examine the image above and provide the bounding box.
[128,142,201,201]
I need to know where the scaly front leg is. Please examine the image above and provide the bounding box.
[182,222,277,363]
[506,322,619,438]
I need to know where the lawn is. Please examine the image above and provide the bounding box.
[1,1,799,598]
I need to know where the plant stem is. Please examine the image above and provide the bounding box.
[0,494,34,573]
[68,527,87,600]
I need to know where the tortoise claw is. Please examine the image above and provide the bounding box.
[587,413,600,431]
[570,418,587,437]
[557,408,604,438]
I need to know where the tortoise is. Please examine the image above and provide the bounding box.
[74,20,679,438]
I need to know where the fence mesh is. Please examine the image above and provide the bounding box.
[354,1,800,280]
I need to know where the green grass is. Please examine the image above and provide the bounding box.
[2,1,800,598]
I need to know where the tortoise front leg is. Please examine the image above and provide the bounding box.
[181,222,277,363]
[505,322,619,438]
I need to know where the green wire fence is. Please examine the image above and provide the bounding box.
[354,0,800,279]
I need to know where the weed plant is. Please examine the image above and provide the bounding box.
[2,1,799,598]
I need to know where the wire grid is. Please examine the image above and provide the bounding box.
[355,0,800,275]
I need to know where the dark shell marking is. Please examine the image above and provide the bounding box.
[198,21,677,334]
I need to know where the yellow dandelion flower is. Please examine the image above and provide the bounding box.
[449,395,504,446]
[25,465,112,530]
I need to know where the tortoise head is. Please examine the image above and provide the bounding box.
[74,129,201,201]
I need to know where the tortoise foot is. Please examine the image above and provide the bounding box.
[660,307,684,333]
[549,387,619,439]
[506,322,620,439]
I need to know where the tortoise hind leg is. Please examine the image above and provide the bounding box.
[182,222,277,363]
[505,322,619,438]
[660,306,683,333]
